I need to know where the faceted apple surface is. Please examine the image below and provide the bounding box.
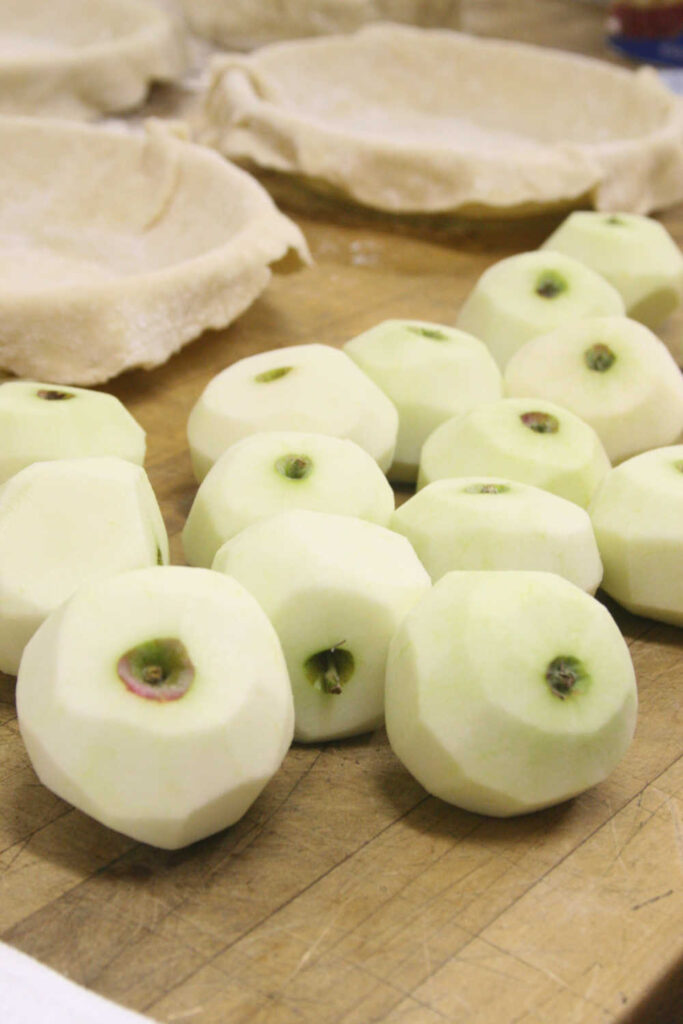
[182,431,395,568]
[17,566,294,849]
[418,398,611,508]
[589,445,683,625]
[212,510,430,742]
[343,319,502,483]
[541,211,683,328]
[187,343,398,481]
[0,457,169,676]
[455,250,625,368]
[385,571,637,817]
[392,477,602,591]
[0,380,145,484]
[504,316,683,464]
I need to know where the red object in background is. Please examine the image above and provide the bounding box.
[610,2,683,38]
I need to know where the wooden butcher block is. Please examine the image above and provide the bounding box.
[0,3,681,1023]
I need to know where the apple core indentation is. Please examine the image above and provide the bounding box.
[275,454,314,480]
[406,326,449,341]
[545,655,588,700]
[304,644,354,695]
[463,483,510,494]
[584,343,616,372]
[117,638,195,702]
[535,270,567,300]
[604,215,626,227]
[254,366,293,383]
[675,460,683,474]
[520,411,560,434]
[36,389,75,401]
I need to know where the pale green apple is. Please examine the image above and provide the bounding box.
[343,319,502,483]
[391,476,602,591]
[0,457,169,676]
[418,398,611,508]
[183,430,395,568]
[187,343,399,481]
[589,445,683,625]
[0,380,145,484]
[541,211,683,328]
[504,316,683,464]
[212,510,430,743]
[16,566,294,849]
[456,251,625,368]
[385,571,637,817]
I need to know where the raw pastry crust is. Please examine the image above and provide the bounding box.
[200,23,683,217]
[180,0,461,50]
[0,0,188,119]
[0,118,309,386]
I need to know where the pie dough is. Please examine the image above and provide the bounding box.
[0,0,188,119]
[200,23,683,217]
[179,0,461,50]
[0,118,309,386]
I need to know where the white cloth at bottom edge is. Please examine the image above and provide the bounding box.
[1,942,157,1024]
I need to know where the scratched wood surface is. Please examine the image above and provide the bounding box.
[1,2,682,1022]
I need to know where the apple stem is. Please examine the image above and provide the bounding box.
[407,326,449,341]
[535,271,567,299]
[254,366,293,383]
[323,659,343,695]
[584,343,616,372]
[520,411,560,435]
[304,643,354,696]
[545,655,587,700]
[275,454,314,480]
[117,638,195,702]
[36,388,74,401]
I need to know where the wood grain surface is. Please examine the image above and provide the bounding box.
[1,2,682,1022]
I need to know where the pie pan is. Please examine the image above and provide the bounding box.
[179,0,461,50]
[0,0,187,118]
[0,118,309,385]
[201,23,683,217]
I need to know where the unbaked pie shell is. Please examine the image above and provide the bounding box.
[179,0,461,50]
[200,23,683,217]
[0,0,188,119]
[0,118,309,385]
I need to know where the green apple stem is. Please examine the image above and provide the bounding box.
[464,483,510,495]
[275,454,314,480]
[117,638,195,702]
[254,366,293,383]
[305,644,354,696]
[584,343,616,372]
[545,655,588,700]
[407,326,449,341]
[535,270,567,299]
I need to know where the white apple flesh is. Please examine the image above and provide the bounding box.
[455,250,625,368]
[187,343,399,481]
[418,397,611,508]
[182,431,395,568]
[541,211,683,328]
[0,457,169,677]
[391,476,603,592]
[589,445,683,626]
[385,571,638,817]
[504,316,683,464]
[343,319,502,483]
[212,510,430,743]
[16,566,294,849]
[0,380,145,484]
